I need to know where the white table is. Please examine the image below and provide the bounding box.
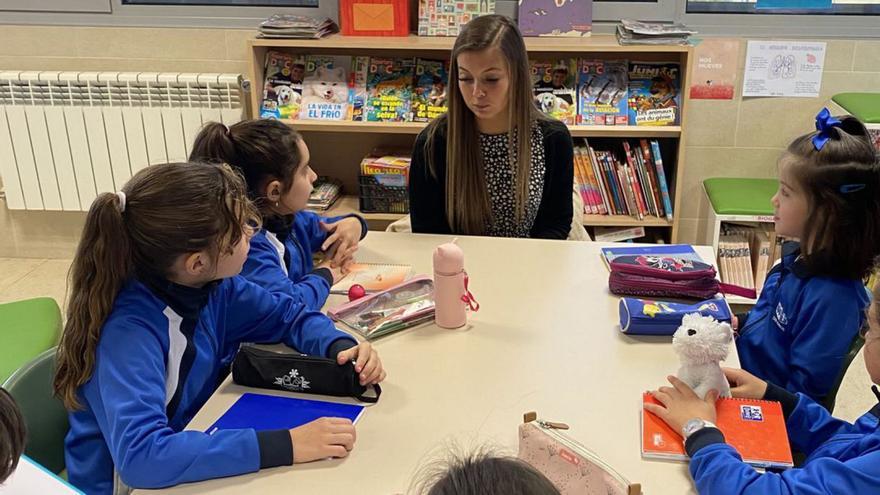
[138,232,738,494]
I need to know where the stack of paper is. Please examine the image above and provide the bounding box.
[258,14,339,39]
[616,19,696,46]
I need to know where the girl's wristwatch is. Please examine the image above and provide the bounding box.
[682,418,717,441]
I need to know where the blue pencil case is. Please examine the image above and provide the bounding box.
[618,297,732,335]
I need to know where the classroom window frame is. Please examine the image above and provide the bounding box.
[0,0,877,37]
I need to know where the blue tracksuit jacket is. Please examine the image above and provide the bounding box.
[65,275,356,494]
[736,242,869,403]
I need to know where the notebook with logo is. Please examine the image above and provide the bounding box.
[641,392,793,469]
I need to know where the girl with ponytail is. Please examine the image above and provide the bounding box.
[55,162,384,494]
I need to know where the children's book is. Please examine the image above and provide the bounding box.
[206,393,364,434]
[366,57,415,122]
[413,58,449,122]
[649,139,674,220]
[330,263,413,294]
[531,59,578,124]
[578,59,629,126]
[298,55,351,121]
[642,393,793,469]
[600,244,703,270]
[349,56,370,122]
[260,51,306,120]
[627,62,681,126]
[518,0,592,37]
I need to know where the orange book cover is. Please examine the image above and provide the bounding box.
[641,392,793,469]
[330,263,412,294]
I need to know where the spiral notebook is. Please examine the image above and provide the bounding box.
[641,392,793,469]
[330,263,413,294]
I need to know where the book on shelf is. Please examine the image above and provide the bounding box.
[365,57,415,122]
[530,59,578,125]
[412,58,449,122]
[259,51,305,120]
[517,0,592,37]
[718,223,782,298]
[627,62,681,126]
[257,14,339,39]
[593,226,646,242]
[307,176,342,211]
[299,55,351,121]
[616,19,696,46]
[642,392,793,469]
[577,59,629,126]
[574,138,673,222]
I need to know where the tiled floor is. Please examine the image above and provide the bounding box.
[0,255,876,423]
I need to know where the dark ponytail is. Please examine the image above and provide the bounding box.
[54,162,260,410]
[784,114,880,279]
[190,119,304,213]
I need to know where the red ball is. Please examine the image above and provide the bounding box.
[348,284,367,301]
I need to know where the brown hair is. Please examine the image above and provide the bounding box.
[0,387,26,483]
[782,115,880,279]
[54,162,260,410]
[413,447,561,495]
[189,119,304,215]
[424,14,545,235]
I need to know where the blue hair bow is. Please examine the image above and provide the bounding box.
[812,107,841,151]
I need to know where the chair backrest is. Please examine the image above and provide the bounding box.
[3,347,69,474]
[821,330,866,413]
[0,297,62,384]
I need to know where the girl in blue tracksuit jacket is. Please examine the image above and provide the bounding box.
[53,162,386,495]
[189,119,368,314]
[644,280,880,494]
[734,110,880,405]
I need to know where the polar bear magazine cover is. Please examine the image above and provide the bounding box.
[530,58,578,125]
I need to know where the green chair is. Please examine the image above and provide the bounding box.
[0,297,63,384]
[3,347,69,474]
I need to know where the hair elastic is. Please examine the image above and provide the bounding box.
[839,184,866,194]
[115,191,127,212]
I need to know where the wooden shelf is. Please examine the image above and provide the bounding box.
[284,119,680,138]
[582,214,672,227]
[312,195,406,222]
[250,34,691,54]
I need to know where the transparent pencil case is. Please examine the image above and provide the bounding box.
[327,276,435,340]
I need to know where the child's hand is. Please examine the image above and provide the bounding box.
[289,417,356,463]
[336,342,386,386]
[316,259,346,285]
[644,376,718,435]
[723,368,768,399]
[731,315,739,331]
[321,218,362,266]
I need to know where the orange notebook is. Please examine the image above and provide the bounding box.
[641,392,793,469]
[330,263,412,294]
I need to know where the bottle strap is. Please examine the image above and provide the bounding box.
[461,271,480,312]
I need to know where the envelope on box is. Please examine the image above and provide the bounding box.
[353,3,395,31]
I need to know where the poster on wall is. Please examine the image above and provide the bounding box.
[689,38,740,100]
[742,40,826,98]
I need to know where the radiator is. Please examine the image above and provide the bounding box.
[0,71,245,211]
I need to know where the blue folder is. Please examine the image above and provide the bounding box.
[206,393,365,434]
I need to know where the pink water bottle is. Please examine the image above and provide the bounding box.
[433,240,478,329]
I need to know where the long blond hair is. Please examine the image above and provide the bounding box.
[54,162,260,410]
[425,14,543,235]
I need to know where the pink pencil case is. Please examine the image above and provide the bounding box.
[608,255,720,299]
[327,276,435,340]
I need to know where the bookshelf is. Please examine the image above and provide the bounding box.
[248,34,692,238]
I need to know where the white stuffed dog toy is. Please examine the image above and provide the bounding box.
[672,313,733,399]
